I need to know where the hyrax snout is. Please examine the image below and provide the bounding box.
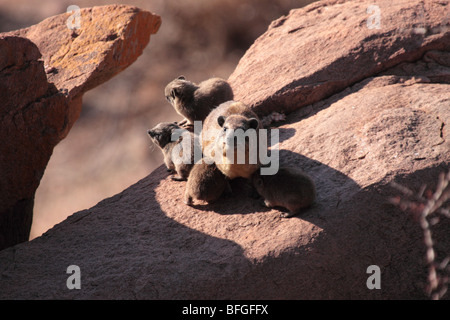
[165,75,233,125]
[147,121,195,181]
[252,167,316,218]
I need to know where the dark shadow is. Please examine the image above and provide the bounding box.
[192,177,272,215]
[0,166,251,299]
[196,149,361,232]
[267,126,296,145]
[232,164,448,299]
[1,162,445,299]
[0,35,69,250]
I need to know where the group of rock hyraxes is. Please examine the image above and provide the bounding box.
[147,76,316,217]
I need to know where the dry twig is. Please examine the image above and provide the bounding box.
[389,170,450,300]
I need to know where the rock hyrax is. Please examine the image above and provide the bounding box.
[184,160,229,206]
[202,100,262,180]
[147,122,195,181]
[164,75,234,125]
[251,167,316,218]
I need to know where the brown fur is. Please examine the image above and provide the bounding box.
[252,167,316,218]
[147,122,195,181]
[184,161,229,205]
[202,101,262,179]
[165,76,233,124]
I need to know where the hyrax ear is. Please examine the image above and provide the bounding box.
[177,75,186,80]
[248,118,259,129]
[217,116,226,127]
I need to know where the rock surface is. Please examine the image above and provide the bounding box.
[0,5,161,250]
[228,0,450,116]
[0,0,449,299]
[1,73,448,299]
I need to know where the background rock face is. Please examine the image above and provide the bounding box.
[8,5,162,102]
[0,0,449,299]
[0,5,161,250]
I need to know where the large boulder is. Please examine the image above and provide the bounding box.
[228,0,450,116]
[0,5,161,250]
[0,72,448,299]
[0,0,449,299]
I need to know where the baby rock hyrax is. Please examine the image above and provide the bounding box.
[164,76,234,125]
[202,100,262,180]
[252,167,316,218]
[147,122,195,181]
[184,160,229,206]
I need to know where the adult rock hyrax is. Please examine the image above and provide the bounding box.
[184,160,229,206]
[251,167,316,218]
[202,100,262,180]
[164,75,234,125]
[147,122,195,181]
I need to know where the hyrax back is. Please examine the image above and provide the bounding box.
[165,76,233,124]
[252,167,316,218]
[184,161,228,205]
[147,122,195,181]
[202,101,262,180]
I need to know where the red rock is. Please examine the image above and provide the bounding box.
[0,0,449,300]
[1,72,448,299]
[0,5,161,250]
[228,0,450,116]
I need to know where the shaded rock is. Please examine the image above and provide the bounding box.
[228,0,450,116]
[0,36,67,250]
[0,5,161,250]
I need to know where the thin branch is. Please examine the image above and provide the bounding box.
[389,170,450,300]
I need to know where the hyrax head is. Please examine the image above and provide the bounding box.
[147,122,181,149]
[164,75,194,105]
[217,114,259,132]
[216,114,260,150]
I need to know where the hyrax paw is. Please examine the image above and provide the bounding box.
[280,211,294,218]
[264,200,273,208]
[259,198,268,207]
